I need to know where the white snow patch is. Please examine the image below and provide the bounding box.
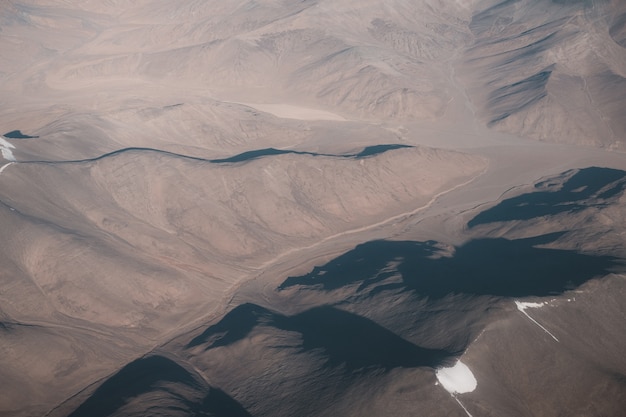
[436,360,477,417]
[0,137,16,162]
[1,148,16,162]
[0,162,14,174]
[436,360,477,394]
[515,301,545,310]
[515,300,559,342]
[0,137,15,149]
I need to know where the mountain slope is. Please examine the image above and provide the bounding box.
[58,167,626,417]
[1,1,625,416]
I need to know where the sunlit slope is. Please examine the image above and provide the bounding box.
[461,0,626,147]
[0,1,625,416]
[1,0,467,123]
[59,167,626,417]
[2,1,623,147]
[0,145,484,415]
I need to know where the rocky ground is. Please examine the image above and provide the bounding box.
[1,1,625,416]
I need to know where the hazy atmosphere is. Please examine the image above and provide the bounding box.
[1,1,625,416]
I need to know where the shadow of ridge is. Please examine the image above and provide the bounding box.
[21,147,213,165]
[468,167,626,227]
[279,233,620,298]
[202,387,254,417]
[68,355,253,417]
[21,144,414,166]
[187,303,275,349]
[3,130,39,139]
[277,306,454,371]
[354,144,413,158]
[279,239,436,292]
[209,148,305,163]
[68,355,203,417]
[209,144,414,163]
[488,69,552,125]
[187,303,454,372]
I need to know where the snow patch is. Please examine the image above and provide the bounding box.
[0,137,16,162]
[515,301,545,310]
[436,360,477,417]
[436,360,477,394]
[0,162,14,174]
[515,300,559,342]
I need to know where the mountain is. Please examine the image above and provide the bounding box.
[0,1,625,416]
[54,167,626,417]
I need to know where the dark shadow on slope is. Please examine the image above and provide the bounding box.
[22,144,412,165]
[187,303,274,349]
[552,0,593,5]
[468,167,626,227]
[22,147,212,165]
[201,388,254,417]
[488,69,552,125]
[469,0,518,36]
[209,144,413,163]
[2,130,39,139]
[68,355,202,417]
[354,144,412,158]
[210,148,309,163]
[69,355,253,417]
[279,234,619,299]
[610,12,626,47]
[276,306,452,371]
[467,0,580,125]
[187,304,452,371]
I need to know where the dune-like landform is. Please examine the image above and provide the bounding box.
[1,1,625,416]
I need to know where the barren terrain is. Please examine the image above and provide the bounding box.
[1,1,625,416]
